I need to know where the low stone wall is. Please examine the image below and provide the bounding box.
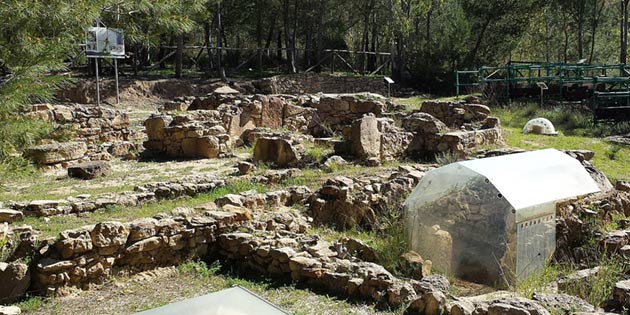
[32,211,251,295]
[5,175,226,220]
[26,103,136,145]
[308,165,427,230]
[25,210,433,307]
[144,111,233,159]
[257,73,387,95]
[24,103,141,166]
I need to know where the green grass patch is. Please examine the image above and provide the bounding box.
[494,103,630,137]
[14,296,45,311]
[178,260,222,277]
[500,127,630,182]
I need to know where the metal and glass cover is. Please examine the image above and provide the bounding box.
[404,149,600,286]
[133,286,290,315]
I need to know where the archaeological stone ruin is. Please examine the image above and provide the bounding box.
[4,73,630,315]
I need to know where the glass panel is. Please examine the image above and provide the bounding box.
[405,166,514,286]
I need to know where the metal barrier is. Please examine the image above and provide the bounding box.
[456,62,630,121]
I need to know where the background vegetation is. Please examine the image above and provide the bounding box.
[4,1,630,96]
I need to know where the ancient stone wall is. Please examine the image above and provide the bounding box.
[308,166,426,230]
[32,212,251,295]
[257,73,388,95]
[26,104,136,145]
[144,93,388,159]
[24,103,141,166]
[144,111,233,159]
[21,208,427,307]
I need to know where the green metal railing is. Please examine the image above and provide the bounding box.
[455,62,630,120]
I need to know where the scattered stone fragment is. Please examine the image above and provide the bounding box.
[253,137,302,167]
[237,161,256,175]
[617,180,630,192]
[0,306,21,315]
[613,279,630,306]
[0,209,23,223]
[68,161,113,179]
[532,293,595,313]
[400,251,432,280]
[0,262,30,303]
[323,155,347,171]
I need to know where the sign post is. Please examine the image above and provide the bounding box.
[384,76,395,98]
[85,26,125,105]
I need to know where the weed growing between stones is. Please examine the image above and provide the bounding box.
[178,260,222,278]
[516,262,561,298]
[0,233,20,262]
[587,255,628,307]
[303,143,333,164]
[15,296,44,311]
[434,151,460,166]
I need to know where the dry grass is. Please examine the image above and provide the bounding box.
[21,261,402,315]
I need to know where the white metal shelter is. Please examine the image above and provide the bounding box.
[85,26,125,105]
[404,149,600,286]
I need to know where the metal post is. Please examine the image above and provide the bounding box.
[455,71,460,97]
[331,53,335,73]
[114,58,120,104]
[95,58,100,106]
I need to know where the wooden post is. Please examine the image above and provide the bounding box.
[175,34,183,79]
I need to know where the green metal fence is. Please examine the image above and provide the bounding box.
[456,62,630,121]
